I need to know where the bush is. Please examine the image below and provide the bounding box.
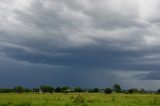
[55,87,62,92]
[74,87,83,92]
[40,85,54,93]
[88,88,99,93]
[105,88,112,94]
[127,88,139,94]
[13,86,24,93]
[0,88,13,93]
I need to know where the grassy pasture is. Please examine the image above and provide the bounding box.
[0,93,160,106]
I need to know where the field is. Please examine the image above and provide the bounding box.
[0,93,160,106]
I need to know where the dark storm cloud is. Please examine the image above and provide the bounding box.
[133,71,160,80]
[1,0,160,89]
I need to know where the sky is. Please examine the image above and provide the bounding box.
[0,0,160,90]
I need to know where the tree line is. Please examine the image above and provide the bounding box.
[0,84,159,94]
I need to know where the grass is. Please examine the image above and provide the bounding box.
[0,93,159,106]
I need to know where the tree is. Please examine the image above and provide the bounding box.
[61,86,71,94]
[94,88,99,92]
[74,87,83,92]
[55,87,62,92]
[113,84,122,93]
[40,85,54,93]
[13,86,24,93]
[61,86,70,91]
[105,88,112,94]
[24,88,32,92]
[127,88,139,94]
[88,88,99,93]
[0,88,13,93]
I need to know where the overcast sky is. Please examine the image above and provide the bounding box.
[0,0,160,90]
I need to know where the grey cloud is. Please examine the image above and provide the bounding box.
[134,71,160,80]
[0,54,122,88]
[1,0,160,89]
[1,0,160,68]
[0,0,158,50]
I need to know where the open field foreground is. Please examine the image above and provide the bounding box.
[0,93,160,106]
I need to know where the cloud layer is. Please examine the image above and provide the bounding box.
[0,0,160,90]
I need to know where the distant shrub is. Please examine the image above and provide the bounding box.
[127,88,139,94]
[74,87,83,92]
[104,88,112,94]
[55,87,62,92]
[88,88,99,93]
[40,85,54,93]
[0,88,13,93]
[13,86,25,93]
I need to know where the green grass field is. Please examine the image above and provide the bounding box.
[0,93,160,106]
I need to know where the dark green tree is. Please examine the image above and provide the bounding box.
[40,85,54,93]
[61,86,70,94]
[74,87,83,92]
[61,86,70,91]
[24,88,32,92]
[104,88,112,94]
[0,88,13,93]
[94,88,99,92]
[113,84,122,93]
[88,88,99,93]
[55,87,62,92]
[13,86,24,93]
[127,88,139,94]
